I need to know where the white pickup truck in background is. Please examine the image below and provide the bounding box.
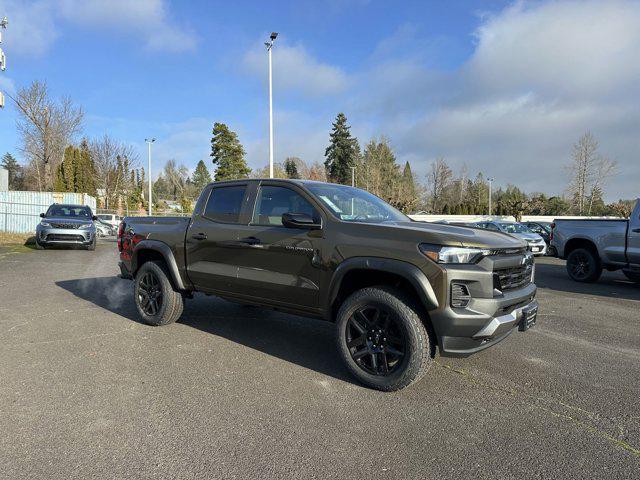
[551,199,640,283]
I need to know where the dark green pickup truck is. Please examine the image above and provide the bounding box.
[118,179,538,391]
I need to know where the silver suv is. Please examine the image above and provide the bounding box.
[475,221,547,255]
[36,204,97,250]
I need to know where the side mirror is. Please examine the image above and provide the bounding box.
[92,215,98,221]
[40,213,45,218]
[282,212,321,230]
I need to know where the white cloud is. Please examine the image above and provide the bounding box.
[345,0,640,200]
[0,0,195,56]
[242,39,349,97]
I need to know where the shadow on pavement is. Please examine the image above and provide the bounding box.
[55,276,355,385]
[535,259,640,301]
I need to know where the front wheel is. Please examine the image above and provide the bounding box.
[566,248,602,283]
[335,286,433,391]
[135,261,184,326]
[87,237,96,251]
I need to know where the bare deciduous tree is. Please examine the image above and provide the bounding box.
[567,132,617,215]
[426,158,453,213]
[12,81,83,191]
[90,135,138,209]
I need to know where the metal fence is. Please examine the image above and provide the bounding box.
[0,191,97,234]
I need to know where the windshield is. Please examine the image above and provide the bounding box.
[46,205,93,219]
[306,183,409,223]
[499,223,532,234]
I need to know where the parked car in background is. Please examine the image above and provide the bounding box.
[551,199,640,283]
[96,214,122,229]
[95,220,115,237]
[522,221,554,256]
[476,221,547,255]
[36,204,97,250]
[118,179,538,391]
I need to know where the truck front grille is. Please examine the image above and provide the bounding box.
[493,264,533,291]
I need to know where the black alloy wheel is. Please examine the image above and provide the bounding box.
[346,305,406,376]
[566,248,602,283]
[137,270,163,316]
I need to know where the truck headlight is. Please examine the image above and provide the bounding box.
[419,243,491,264]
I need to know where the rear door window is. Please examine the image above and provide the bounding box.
[203,186,247,223]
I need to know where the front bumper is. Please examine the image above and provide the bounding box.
[527,242,547,256]
[37,227,94,245]
[428,253,537,357]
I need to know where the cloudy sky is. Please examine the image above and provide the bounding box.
[0,0,638,200]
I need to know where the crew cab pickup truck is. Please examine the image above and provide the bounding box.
[118,179,538,391]
[551,199,640,283]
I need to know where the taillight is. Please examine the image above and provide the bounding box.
[117,221,125,251]
[550,222,555,241]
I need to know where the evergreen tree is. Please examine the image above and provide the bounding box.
[284,157,300,179]
[54,146,77,192]
[1,153,24,190]
[210,122,251,181]
[191,160,212,191]
[75,140,97,196]
[324,113,360,184]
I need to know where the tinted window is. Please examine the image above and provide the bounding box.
[203,186,247,223]
[252,186,317,226]
[486,223,500,231]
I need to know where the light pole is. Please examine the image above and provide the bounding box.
[487,177,495,216]
[265,32,278,178]
[0,16,8,109]
[145,138,155,215]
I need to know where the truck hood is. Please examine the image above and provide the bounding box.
[380,221,527,249]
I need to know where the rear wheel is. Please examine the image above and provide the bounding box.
[335,286,433,391]
[566,248,602,283]
[135,261,184,326]
[623,270,640,283]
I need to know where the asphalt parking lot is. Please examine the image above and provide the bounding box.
[1,240,639,479]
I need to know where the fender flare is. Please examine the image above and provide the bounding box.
[132,239,187,291]
[325,257,439,319]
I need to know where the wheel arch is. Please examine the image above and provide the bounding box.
[326,258,439,323]
[563,237,599,260]
[132,240,186,291]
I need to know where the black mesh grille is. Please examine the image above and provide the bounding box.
[493,264,533,291]
[46,234,85,242]
[50,223,80,229]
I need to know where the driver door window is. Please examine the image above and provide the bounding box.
[252,186,318,226]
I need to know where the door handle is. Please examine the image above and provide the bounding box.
[239,236,261,245]
[191,233,208,241]
[632,228,640,233]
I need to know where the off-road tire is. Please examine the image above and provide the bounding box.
[566,248,602,283]
[623,270,640,283]
[135,261,184,326]
[335,286,433,391]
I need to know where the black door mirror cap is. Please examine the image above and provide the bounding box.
[92,215,98,221]
[282,212,321,230]
[40,213,45,218]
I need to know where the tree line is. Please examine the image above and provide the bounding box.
[3,81,633,217]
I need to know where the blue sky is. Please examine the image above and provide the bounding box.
[0,0,639,200]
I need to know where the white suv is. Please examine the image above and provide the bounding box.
[96,214,122,229]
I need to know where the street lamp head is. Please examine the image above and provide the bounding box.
[270,32,278,41]
[145,138,155,143]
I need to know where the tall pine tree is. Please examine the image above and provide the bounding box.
[284,158,299,179]
[324,113,360,184]
[192,160,212,190]
[210,122,251,181]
